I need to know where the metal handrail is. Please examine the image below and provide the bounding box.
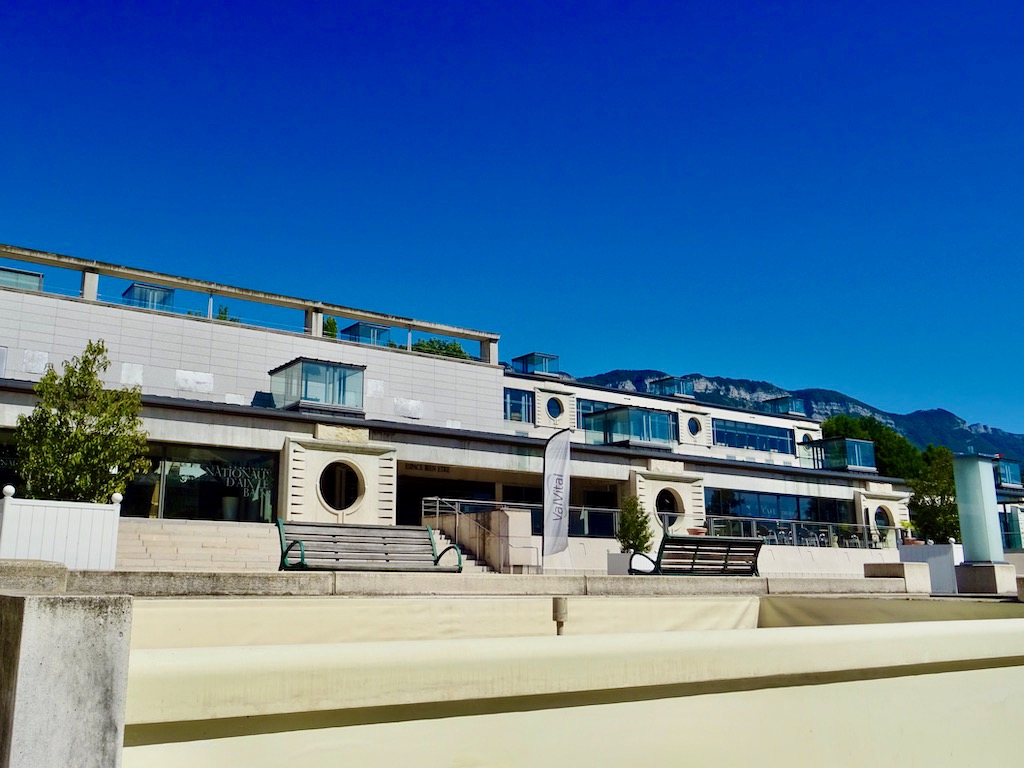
[422,497,542,572]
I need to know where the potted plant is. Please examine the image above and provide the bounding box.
[608,495,654,574]
[2,340,149,569]
[901,519,923,545]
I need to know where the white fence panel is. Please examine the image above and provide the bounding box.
[0,486,122,570]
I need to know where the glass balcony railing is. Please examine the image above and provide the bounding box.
[583,406,677,447]
[799,438,877,472]
[702,515,898,549]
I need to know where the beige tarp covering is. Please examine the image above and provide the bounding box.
[759,595,1024,628]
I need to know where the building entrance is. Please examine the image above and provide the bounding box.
[396,476,496,526]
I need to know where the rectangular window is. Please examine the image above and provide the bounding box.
[576,399,616,429]
[711,419,795,455]
[503,388,535,422]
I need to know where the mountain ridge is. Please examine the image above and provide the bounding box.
[576,369,1024,459]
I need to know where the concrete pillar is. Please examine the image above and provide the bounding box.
[482,339,499,365]
[953,455,1015,594]
[304,309,324,337]
[80,270,99,301]
[0,593,132,768]
[953,455,1004,563]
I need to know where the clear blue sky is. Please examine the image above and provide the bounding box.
[2,1,1023,430]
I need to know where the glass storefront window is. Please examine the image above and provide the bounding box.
[122,444,278,522]
[705,487,857,526]
[119,456,162,518]
[0,435,22,490]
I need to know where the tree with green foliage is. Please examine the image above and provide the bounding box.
[323,316,338,338]
[14,340,150,502]
[411,338,470,359]
[615,495,654,553]
[821,414,961,541]
[821,415,922,479]
[908,446,960,542]
[215,304,240,322]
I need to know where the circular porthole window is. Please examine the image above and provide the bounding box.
[687,417,702,436]
[319,461,362,511]
[547,398,564,419]
[656,489,680,528]
[801,434,813,443]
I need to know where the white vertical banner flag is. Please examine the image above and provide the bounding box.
[543,429,572,556]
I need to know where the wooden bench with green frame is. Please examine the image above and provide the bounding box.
[628,534,762,576]
[276,519,463,573]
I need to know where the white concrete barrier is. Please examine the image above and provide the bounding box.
[123,618,1024,767]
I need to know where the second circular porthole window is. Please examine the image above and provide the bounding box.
[547,398,564,419]
[687,417,702,436]
[319,461,362,511]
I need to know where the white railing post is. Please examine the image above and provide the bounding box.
[1,484,13,515]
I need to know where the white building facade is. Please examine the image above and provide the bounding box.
[0,243,911,571]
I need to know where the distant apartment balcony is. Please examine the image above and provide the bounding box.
[0,266,43,292]
[994,458,1022,489]
[994,458,1024,507]
[583,406,677,449]
[762,396,806,416]
[123,282,174,312]
[648,376,694,398]
[269,358,365,414]
[511,352,559,376]
[799,438,877,473]
[339,321,391,347]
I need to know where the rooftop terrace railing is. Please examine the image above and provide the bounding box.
[0,242,501,364]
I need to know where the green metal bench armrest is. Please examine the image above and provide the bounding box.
[628,552,659,575]
[434,544,463,573]
[276,518,307,570]
[427,525,464,573]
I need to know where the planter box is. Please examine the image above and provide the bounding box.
[0,487,122,570]
[607,552,631,576]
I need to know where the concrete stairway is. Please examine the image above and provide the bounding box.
[116,518,279,571]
